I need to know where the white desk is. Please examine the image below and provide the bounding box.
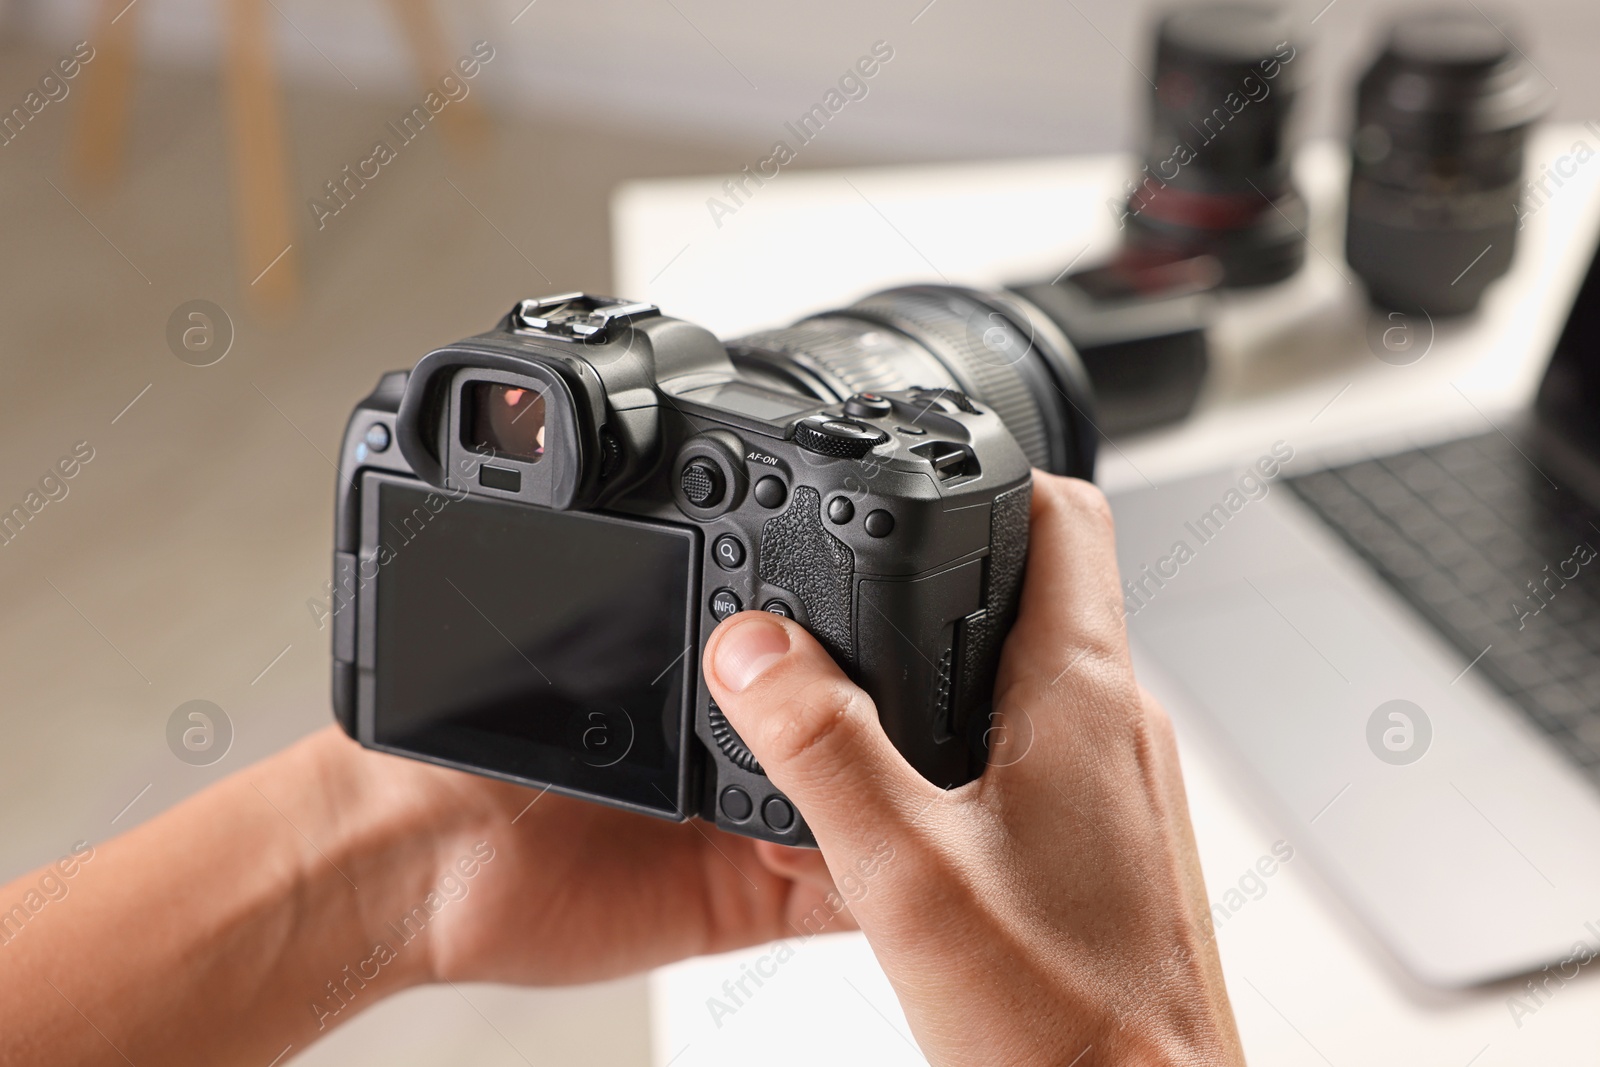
[615,126,1600,1066]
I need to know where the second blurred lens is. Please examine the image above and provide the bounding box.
[1345,10,1549,315]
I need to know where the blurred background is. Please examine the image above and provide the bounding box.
[0,0,1594,1063]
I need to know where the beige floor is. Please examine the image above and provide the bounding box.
[0,40,846,1066]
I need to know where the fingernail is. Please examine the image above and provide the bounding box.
[713,615,791,693]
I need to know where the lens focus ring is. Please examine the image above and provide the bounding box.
[725,285,1095,477]
[735,317,958,399]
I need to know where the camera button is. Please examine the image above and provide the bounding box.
[720,787,754,822]
[680,461,725,508]
[826,496,854,524]
[843,392,893,418]
[364,423,391,452]
[762,599,794,619]
[761,796,796,832]
[710,588,743,621]
[753,475,787,509]
[713,535,745,569]
[910,387,978,414]
[864,509,895,538]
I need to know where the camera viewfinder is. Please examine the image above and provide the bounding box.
[465,380,546,463]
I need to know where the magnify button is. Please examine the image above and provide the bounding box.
[714,535,746,570]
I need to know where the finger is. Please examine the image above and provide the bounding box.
[704,612,940,859]
[755,839,863,936]
[991,474,1140,753]
[1013,473,1128,668]
[752,840,836,895]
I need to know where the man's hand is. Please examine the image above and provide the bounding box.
[703,473,1246,1066]
[364,738,852,989]
[0,473,1240,1067]
[0,725,848,1066]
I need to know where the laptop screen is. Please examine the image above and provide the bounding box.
[1537,235,1600,453]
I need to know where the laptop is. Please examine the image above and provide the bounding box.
[1110,240,1600,989]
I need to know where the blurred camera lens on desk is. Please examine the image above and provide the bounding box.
[1345,10,1549,316]
[1122,3,1308,288]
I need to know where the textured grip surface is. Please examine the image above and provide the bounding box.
[759,486,856,665]
[958,481,1032,728]
[987,481,1032,620]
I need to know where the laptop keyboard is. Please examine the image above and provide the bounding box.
[1289,431,1600,770]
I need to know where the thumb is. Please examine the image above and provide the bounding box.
[704,612,939,857]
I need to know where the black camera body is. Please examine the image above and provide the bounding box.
[331,290,1090,845]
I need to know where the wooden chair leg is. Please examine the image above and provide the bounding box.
[224,0,299,312]
[68,0,139,189]
[385,0,490,153]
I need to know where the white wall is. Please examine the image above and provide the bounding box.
[13,0,1599,162]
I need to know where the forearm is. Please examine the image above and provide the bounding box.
[0,729,461,1066]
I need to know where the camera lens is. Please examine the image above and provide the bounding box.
[1123,3,1307,287]
[727,285,1096,479]
[1345,10,1549,315]
[465,380,547,462]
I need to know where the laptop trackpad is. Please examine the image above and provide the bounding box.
[1134,559,1600,988]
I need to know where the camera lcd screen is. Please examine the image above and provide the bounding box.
[465,380,547,462]
[369,478,696,816]
[680,381,814,421]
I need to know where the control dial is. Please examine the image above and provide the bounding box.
[792,415,889,459]
[708,701,764,775]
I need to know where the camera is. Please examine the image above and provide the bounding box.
[329,287,1095,845]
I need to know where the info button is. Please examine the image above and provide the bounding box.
[710,588,743,621]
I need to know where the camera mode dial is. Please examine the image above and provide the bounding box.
[792,415,889,459]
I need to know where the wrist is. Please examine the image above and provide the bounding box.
[276,728,493,994]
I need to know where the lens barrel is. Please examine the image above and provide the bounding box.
[1345,10,1548,315]
[728,286,1097,479]
[1125,3,1307,287]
